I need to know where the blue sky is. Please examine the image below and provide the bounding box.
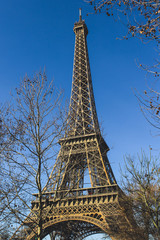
[0,1,159,239]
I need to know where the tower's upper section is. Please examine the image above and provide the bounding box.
[65,11,100,138]
[73,9,88,36]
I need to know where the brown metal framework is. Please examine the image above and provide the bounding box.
[10,12,146,240]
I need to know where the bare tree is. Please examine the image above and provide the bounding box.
[86,0,160,43]
[137,82,160,132]
[122,151,160,240]
[86,0,160,89]
[85,0,160,88]
[0,229,10,240]
[0,71,66,240]
[0,106,15,238]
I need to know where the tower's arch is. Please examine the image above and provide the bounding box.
[27,216,111,240]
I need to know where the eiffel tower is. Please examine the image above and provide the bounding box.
[10,10,146,240]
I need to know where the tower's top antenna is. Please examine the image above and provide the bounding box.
[79,8,82,22]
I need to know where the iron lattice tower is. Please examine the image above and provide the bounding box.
[44,11,116,194]
[10,11,146,240]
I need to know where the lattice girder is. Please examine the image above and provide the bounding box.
[10,13,147,240]
[65,19,99,138]
[44,134,116,193]
[16,186,145,240]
